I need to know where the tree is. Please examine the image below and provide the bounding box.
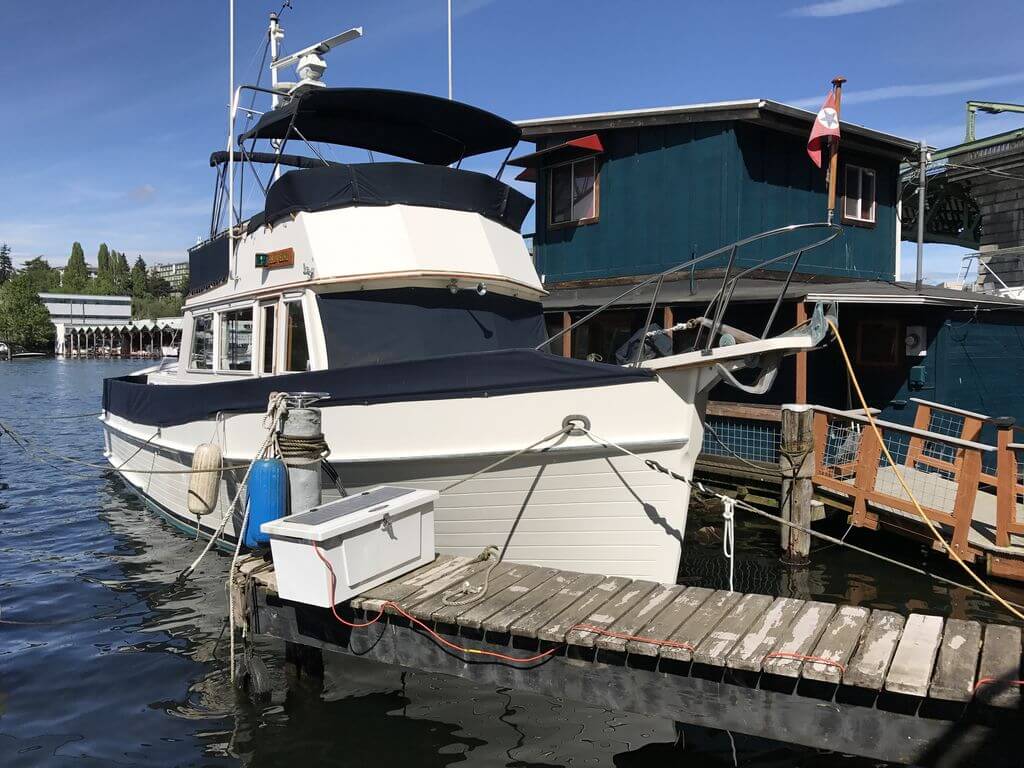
[145,272,172,297]
[133,293,182,322]
[0,273,55,350]
[62,242,89,293]
[19,256,59,293]
[130,256,148,299]
[0,243,12,285]
[96,243,110,278]
[111,250,131,295]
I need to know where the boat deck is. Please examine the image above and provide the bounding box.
[238,553,1024,766]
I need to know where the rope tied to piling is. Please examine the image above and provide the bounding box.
[721,497,736,594]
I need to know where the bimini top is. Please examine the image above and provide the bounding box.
[238,88,522,165]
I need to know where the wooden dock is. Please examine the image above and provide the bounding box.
[237,553,1024,766]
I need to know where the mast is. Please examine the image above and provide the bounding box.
[447,0,453,100]
[269,11,285,180]
[227,0,236,273]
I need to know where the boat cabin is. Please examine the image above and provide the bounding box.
[177,88,549,381]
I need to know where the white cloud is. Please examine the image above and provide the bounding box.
[790,71,1024,108]
[788,0,906,17]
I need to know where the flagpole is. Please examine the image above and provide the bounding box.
[826,76,846,225]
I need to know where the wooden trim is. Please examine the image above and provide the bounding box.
[663,305,674,340]
[905,403,932,469]
[996,425,1017,547]
[810,406,996,453]
[795,302,807,404]
[706,401,781,422]
[950,448,982,558]
[850,426,883,529]
[561,311,572,358]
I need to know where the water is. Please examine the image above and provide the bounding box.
[1,359,1018,767]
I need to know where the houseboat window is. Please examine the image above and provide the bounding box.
[219,307,253,371]
[549,157,597,226]
[843,164,876,224]
[261,303,276,374]
[855,319,899,366]
[285,301,310,371]
[189,314,214,370]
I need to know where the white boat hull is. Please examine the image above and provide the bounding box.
[103,372,706,583]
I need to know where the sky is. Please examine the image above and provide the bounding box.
[2,0,1023,282]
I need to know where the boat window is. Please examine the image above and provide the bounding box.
[548,157,597,226]
[285,301,310,371]
[843,164,876,225]
[189,314,214,370]
[261,303,277,374]
[219,307,254,371]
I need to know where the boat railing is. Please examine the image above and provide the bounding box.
[536,222,842,364]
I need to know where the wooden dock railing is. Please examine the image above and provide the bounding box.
[699,397,1024,580]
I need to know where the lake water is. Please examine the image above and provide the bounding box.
[1,359,1019,767]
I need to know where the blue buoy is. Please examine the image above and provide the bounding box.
[242,458,288,548]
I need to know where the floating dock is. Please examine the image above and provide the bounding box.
[237,553,1023,766]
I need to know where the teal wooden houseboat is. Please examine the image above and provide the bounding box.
[510,99,1024,430]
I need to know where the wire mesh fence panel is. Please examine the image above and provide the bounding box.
[927,409,965,439]
[701,417,781,465]
[875,442,964,515]
[820,420,862,483]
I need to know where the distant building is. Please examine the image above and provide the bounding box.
[149,261,189,290]
[38,292,132,356]
[54,264,99,281]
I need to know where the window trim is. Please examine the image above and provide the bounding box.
[187,312,216,373]
[281,297,311,374]
[216,305,256,375]
[547,156,600,230]
[258,299,278,376]
[842,163,877,228]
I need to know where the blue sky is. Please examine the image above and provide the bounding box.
[2,0,1023,281]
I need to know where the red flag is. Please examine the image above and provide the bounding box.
[807,90,841,168]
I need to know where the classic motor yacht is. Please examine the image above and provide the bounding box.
[100,16,836,583]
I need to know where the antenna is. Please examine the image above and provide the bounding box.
[271,26,363,96]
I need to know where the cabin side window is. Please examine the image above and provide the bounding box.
[284,300,310,372]
[548,157,598,226]
[843,164,876,225]
[189,314,214,370]
[219,307,254,372]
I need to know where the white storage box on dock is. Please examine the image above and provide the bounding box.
[260,486,437,607]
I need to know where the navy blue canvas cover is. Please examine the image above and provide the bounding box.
[102,349,654,428]
[317,288,547,367]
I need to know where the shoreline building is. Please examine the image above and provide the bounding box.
[39,293,132,356]
[149,261,189,291]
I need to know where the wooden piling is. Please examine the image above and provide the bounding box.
[780,404,814,564]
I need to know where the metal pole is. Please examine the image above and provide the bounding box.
[826,76,846,225]
[269,12,283,181]
[916,140,927,292]
[447,0,453,100]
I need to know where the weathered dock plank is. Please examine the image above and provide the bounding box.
[417,562,522,622]
[976,623,1022,709]
[802,605,870,683]
[929,618,983,702]
[596,583,684,652]
[395,559,496,613]
[482,570,578,633]
[843,610,904,690]
[508,573,605,639]
[352,555,466,610]
[625,586,712,656]
[459,567,560,630]
[537,576,632,643]
[726,596,805,673]
[885,614,944,697]
[566,581,659,648]
[693,593,774,666]
[661,589,743,662]
[761,601,835,677]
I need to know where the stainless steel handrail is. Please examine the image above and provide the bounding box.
[538,223,843,357]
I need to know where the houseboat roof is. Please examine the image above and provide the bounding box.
[543,275,1024,311]
[516,99,918,158]
[238,88,523,166]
